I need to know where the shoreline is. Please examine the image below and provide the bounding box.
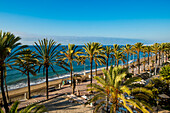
[0,55,157,102]
[4,52,151,91]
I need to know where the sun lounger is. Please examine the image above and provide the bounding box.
[81,95,88,100]
[66,94,87,104]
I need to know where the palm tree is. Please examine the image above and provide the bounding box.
[0,101,46,113]
[12,49,38,99]
[0,31,27,112]
[94,50,105,77]
[113,44,120,52]
[83,42,103,87]
[4,66,10,103]
[145,46,152,70]
[112,50,124,66]
[152,43,160,66]
[34,38,65,99]
[122,44,131,69]
[93,43,105,76]
[159,43,166,64]
[104,46,112,70]
[132,42,143,74]
[87,66,152,113]
[164,43,170,62]
[142,46,147,71]
[60,44,82,94]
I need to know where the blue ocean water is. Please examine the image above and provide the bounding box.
[5,45,147,90]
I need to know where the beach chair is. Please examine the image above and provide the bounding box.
[67,94,86,104]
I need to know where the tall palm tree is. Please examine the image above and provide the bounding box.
[104,46,112,70]
[132,42,143,74]
[112,44,125,67]
[94,48,105,76]
[60,44,82,94]
[0,31,27,112]
[142,46,147,71]
[34,38,65,99]
[88,66,152,113]
[112,50,124,66]
[4,66,10,103]
[122,44,131,69]
[152,43,160,66]
[83,42,103,86]
[159,43,166,64]
[12,49,38,99]
[145,46,152,70]
[113,44,120,52]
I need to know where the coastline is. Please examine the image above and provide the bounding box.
[0,55,156,102]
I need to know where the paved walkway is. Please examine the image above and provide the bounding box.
[16,79,96,110]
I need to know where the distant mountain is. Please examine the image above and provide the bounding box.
[50,36,154,45]
[21,35,159,45]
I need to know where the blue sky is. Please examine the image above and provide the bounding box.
[0,0,170,44]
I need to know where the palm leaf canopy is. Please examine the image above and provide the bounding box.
[60,43,83,63]
[83,42,103,59]
[11,49,38,76]
[87,66,152,113]
[34,38,69,74]
[104,46,112,57]
[122,44,131,54]
[152,43,160,54]
[131,42,143,54]
[0,31,27,66]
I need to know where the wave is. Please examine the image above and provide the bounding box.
[6,65,109,91]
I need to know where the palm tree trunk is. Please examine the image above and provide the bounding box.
[127,53,129,69]
[95,63,97,76]
[46,67,49,100]
[147,52,150,71]
[144,53,146,71]
[5,77,10,103]
[155,54,158,64]
[137,52,140,74]
[27,71,31,99]
[70,61,74,94]
[106,55,109,70]
[162,51,164,63]
[90,59,93,84]
[90,58,93,93]
[0,67,9,113]
[148,52,150,65]
[117,60,119,67]
[4,67,10,104]
[70,61,73,86]
[158,51,160,66]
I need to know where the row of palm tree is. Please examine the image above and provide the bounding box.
[0,31,169,112]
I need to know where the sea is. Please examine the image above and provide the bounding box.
[5,45,148,91]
